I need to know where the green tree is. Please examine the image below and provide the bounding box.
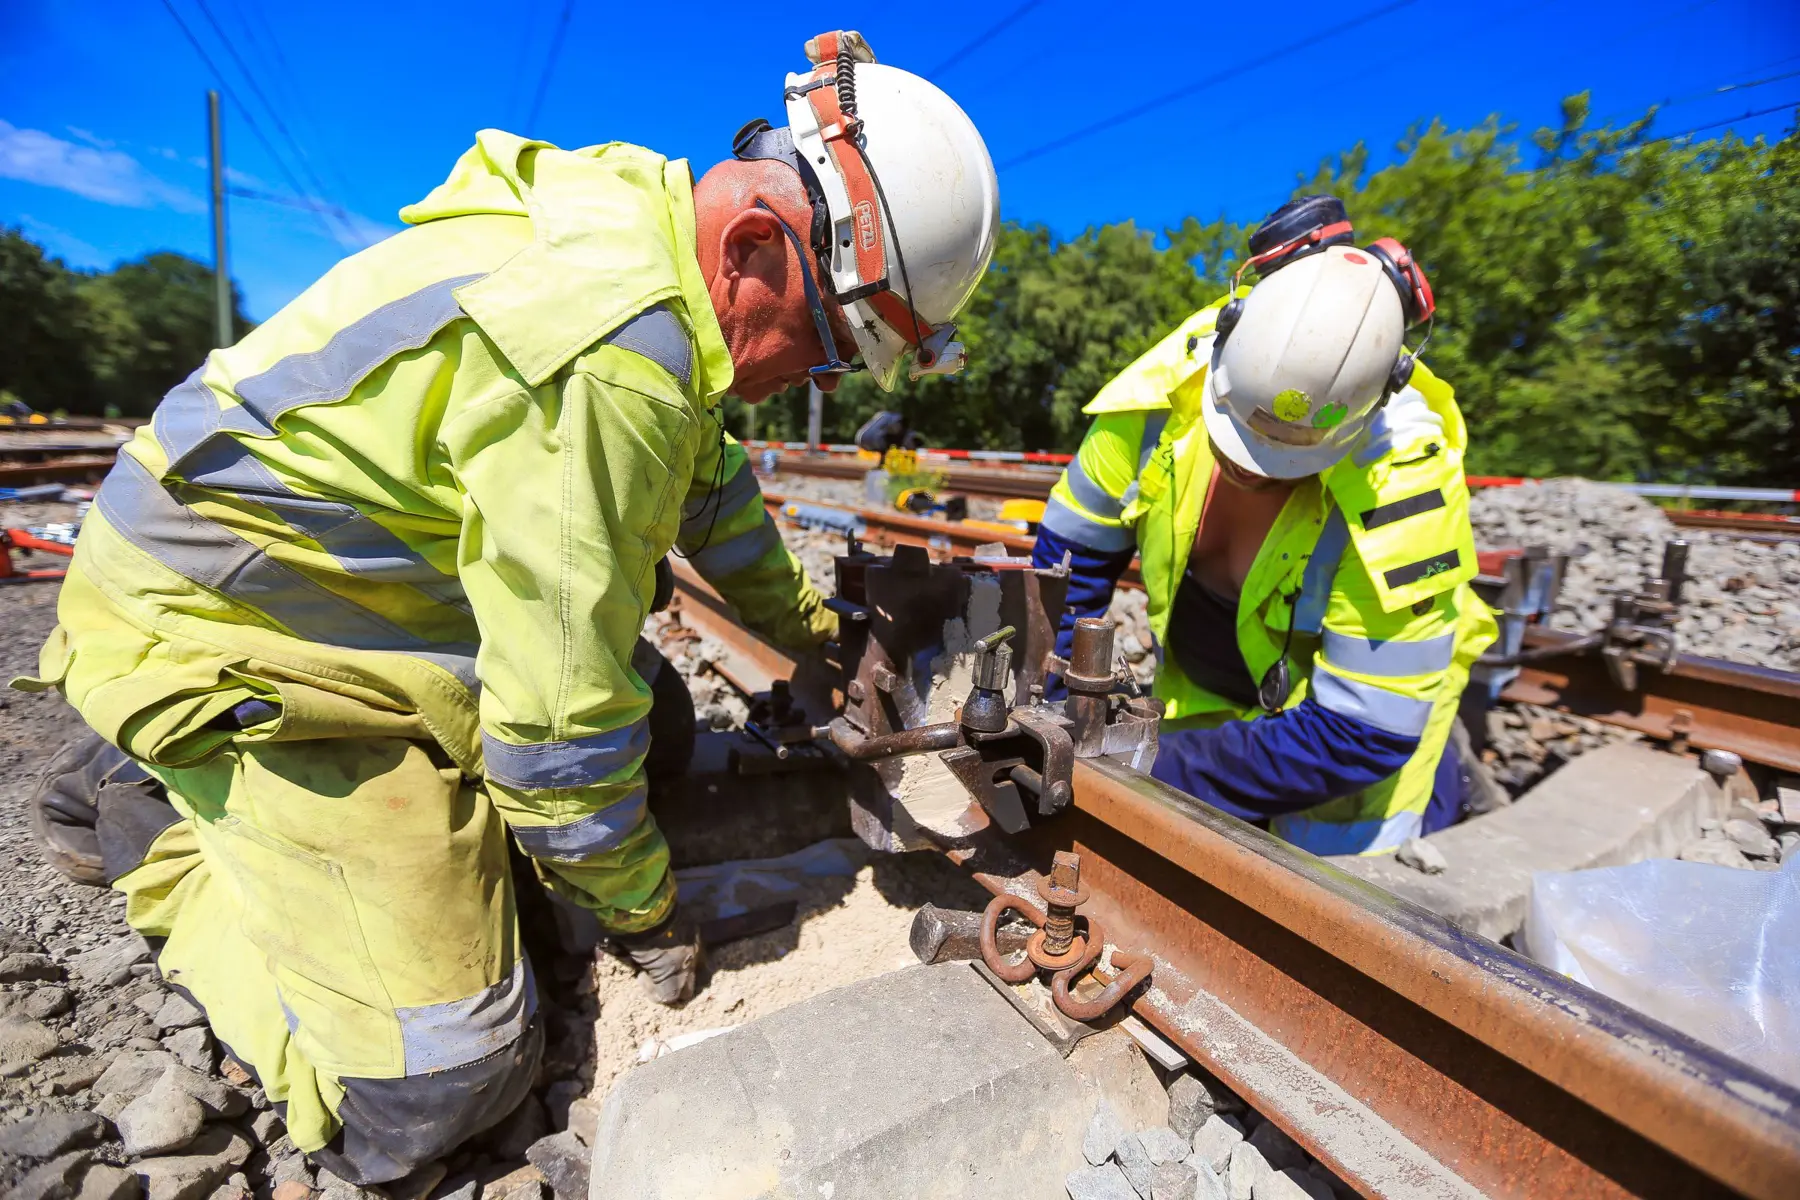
[0,229,100,413]
[0,231,249,418]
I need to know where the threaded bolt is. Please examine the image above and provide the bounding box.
[1041,851,1082,957]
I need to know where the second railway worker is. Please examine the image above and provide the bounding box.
[1031,196,1496,855]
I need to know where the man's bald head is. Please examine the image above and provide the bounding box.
[692,158,816,281]
[691,157,857,404]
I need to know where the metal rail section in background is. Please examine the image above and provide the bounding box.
[764,454,1800,537]
[667,571,1800,1199]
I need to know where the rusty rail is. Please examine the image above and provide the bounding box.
[999,758,1800,1199]
[768,456,1799,538]
[763,491,1145,589]
[1502,626,1800,773]
[667,569,1800,1198]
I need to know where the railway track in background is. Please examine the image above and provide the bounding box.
[765,453,1800,538]
[667,561,1800,1199]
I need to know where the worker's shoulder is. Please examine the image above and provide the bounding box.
[564,300,702,398]
[1082,299,1233,415]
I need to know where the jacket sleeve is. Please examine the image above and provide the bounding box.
[1031,411,1157,687]
[678,422,835,651]
[449,367,698,934]
[1149,539,1464,819]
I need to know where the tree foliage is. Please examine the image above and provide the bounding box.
[0,231,249,418]
[732,99,1797,485]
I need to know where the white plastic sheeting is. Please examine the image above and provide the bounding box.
[1523,856,1800,1089]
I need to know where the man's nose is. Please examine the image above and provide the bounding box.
[816,375,842,393]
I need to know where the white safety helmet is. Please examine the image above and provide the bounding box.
[1202,205,1436,480]
[732,31,1000,390]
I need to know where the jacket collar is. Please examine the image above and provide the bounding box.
[406,131,733,401]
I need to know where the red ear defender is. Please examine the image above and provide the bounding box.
[1364,237,1435,328]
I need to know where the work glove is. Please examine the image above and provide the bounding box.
[604,907,704,1006]
[1352,387,1445,469]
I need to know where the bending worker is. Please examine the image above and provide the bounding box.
[1031,197,1495,855]
[16,31,997,1183]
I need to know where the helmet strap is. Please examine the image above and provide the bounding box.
[754,200,860,377]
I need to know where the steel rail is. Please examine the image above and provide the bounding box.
[763,490,1147,589]
[1502,626,1800,773]
[668,573,1800,1197]
[1023,759,1800,1200]
[768,456,1799,538]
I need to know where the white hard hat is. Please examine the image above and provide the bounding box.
[1202,244,1418,480]
[733,31,1000,391]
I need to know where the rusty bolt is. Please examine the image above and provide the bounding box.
[846,679,866,702]
[1039,851,1086,958]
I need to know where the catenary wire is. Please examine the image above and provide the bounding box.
[928,0,1044,79]
[155,0,342,246]
[996,0,1420,170]
[186,0,360,248]
[223,0,370,222]
[524,0,576,132]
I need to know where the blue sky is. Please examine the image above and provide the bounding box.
[3,0,1796,322]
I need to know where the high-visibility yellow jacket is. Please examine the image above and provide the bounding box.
[20,131,833,930]
[1038,296,1496,854]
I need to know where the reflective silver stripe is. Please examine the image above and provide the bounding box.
[96,455,478,681]
[156,274,483,472]
[152,366,228,471]
[1039,494,1136,553]
[1062,455,1123,520]
[508,784,649,861]
[1293,507,1351,636]
[1321,630,1455,678]
[1311,666,1434,737]
[687,513,783,579]
[602,304,693,388]
[481,719,650,791]
[1271,807,1423,856]
[679,462,762,542]
[181,440,470,612]
[397,957,537,1074]
[235,274,483,428]
[1138,412,1168,472]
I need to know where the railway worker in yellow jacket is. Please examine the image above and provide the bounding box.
[13,31,998,1183]
[1031,197,1496,857]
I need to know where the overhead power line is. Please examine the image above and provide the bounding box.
[524,0,576,131]
[1647,100,1799,145]
[928,0,1043,79]
[224,0,369,220]
[997,0,1420,170]
[185,0,359,248]
[156,0,343,245]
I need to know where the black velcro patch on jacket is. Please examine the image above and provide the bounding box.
[1360,488,1446,530]
[1385,549,1462,589]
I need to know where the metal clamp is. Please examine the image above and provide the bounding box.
[976,852,1151,1023]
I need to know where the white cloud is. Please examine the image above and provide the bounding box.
[64,126,116,151]
[0,120,204,214]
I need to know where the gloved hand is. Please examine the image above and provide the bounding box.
[604,907,703,1006]
[1352,386,1444,468]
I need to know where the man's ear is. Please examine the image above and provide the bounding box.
[717,207,788,281]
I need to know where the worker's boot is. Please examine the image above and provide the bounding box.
[28,731,123,885]
[605,908,704,1006]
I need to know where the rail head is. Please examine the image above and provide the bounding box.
[1072,755,1800,1199]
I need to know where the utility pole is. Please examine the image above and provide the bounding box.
[745,400,757,444]
[207,90,232,349]
[806,381,824,455]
